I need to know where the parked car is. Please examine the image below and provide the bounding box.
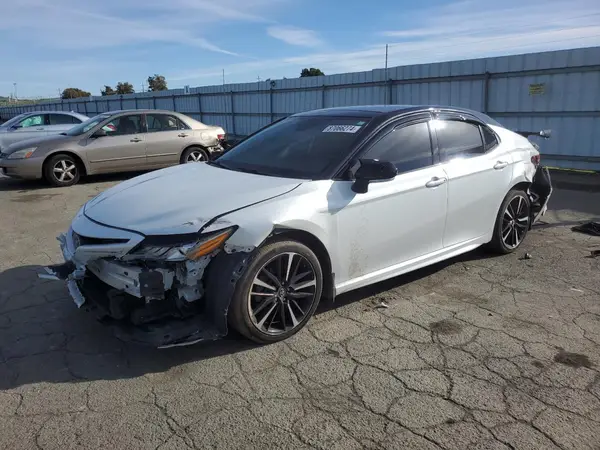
[0,109,227,186]
[0,111,89,152]
[42,105,552,348]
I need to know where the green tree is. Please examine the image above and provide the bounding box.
[300,68,325,77]
[116,82,135,95]
[147,74,168,91]
[101,85,116,96]
[61,88,91,99]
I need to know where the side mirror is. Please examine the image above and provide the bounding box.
[11,124,22,130]
[539,129,552,139]
[351,159,397,194]
[91,128,107,138]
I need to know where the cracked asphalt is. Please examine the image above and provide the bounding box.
[1,172,600,450]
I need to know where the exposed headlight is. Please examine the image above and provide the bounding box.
[7,147,37,159]
[128,227,236,261]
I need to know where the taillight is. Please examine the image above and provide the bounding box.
[531,154,541,166]
[217,134,225,141]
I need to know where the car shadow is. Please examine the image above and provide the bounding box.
[0,247,495,389]
[0,171,150,192]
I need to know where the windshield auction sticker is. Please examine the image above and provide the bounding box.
[322,125,362,133]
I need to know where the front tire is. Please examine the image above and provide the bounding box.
[489,189,531,254]
[228,240,323,344]
[44,154,81,187]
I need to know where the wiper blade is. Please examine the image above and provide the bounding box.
[208,160,265,176]
[207,160,229,169]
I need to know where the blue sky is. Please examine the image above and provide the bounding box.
[2,0,600,98]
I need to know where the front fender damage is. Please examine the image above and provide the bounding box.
[40,230,256,349]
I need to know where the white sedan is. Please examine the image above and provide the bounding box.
[42,105,552,347]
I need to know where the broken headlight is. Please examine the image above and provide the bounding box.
[128,227,236,262]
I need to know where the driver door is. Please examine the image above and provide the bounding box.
[82,114,147,173]
[328,113,448,291]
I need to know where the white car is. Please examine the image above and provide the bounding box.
[42,105,552,348]
[0,111,89,152]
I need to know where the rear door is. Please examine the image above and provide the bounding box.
[82,114,147,173]
[144,113,192,167]
[46,113,83,135]
[433,112,513,248]
[331,113,449,287]
[4,113,49,146]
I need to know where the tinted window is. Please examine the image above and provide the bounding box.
[19,114,45,128]
[481,126,498,151]
[216,116,370,179]
[103,115,143,136]
[49,114,80,125]
[146,114,186,132]
[436,120,484,161]
[365,122,433,173]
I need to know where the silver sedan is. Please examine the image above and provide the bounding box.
[0,109,227,186]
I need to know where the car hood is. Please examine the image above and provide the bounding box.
[1,134,72,154]
[84,163,303,236]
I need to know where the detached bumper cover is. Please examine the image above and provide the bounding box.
[530,166,553,225]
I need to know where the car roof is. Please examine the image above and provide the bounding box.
[99,109,181,115]
[20,110,86,116]
[292,105,502,126]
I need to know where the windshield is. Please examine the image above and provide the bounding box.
[215,116,370,179]
[0,113,29,128]
[65,113,112,136]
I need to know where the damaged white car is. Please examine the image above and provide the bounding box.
[42,105,552,348]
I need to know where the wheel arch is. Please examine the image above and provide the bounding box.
[509,180,532,193]
[43,150,88,176]
[267,227,335,301]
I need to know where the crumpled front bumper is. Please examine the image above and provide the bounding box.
[40,219,247,348]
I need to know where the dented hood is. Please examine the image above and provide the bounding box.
[84,163,302,235]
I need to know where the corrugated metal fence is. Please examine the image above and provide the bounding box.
[2,46,600,171]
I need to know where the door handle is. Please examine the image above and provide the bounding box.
[426,177,447,188]
[178,133,188,138]
[36,128,44,131]
[130,137,142,143]
[494,161,508,170]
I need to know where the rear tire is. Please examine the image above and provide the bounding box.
[228,239,323,344]
[488,189,531,254]
[181,146,209,164]
[43,154,81,187]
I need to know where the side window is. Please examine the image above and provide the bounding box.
[49,114,79,125]
[146,114,187,132]
[435,120,484,161]
[481,125,498,151]
[19,114,45,128]
[365,122,434,173]
[102,115,143,136]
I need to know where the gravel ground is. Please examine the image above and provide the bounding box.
[1,173,599,450]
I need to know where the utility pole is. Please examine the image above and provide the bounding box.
[141,82,145,93]
[13,83,17,100]
[385,44,389,72]
[222,69,225,86]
